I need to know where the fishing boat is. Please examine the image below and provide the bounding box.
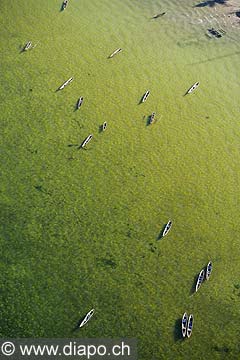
[58,77,73,90]
[79,308,95,328]
[162,220,172,237]
[186,82,199,95]
[182,312,188,338]
[102,121,107,131]
[109,48,122,58]
[80,134,93,148]
[76,97,83,109]
[152,12,166,19]
[62,0,68,10]
[205,261,212,280]
[195,269,205,292]
[23,41,32,51]
[142,90,150,103]
[186,314,193,338]
[149,112,155,124]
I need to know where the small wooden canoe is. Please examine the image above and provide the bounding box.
[102,121,107,131]
[182,312,188,338]
[149,112,155,124]
[186,314,194,338]
[23,41,32,51]
[195,269,205,292]
[152,12,166,19]
[205,261,212,280]
[80,134,93,148]
[162,220,172,237]
[142,90,150,103]
[79,309,95,328]
[62,0,68,10]
[186,82,199,94]
[109,48,122,58]
[58,77,73,90]
[77,97,83,109]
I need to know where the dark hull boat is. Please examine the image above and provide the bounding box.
[109,48,122,58]
[187,314,193,338]
[186,82,199,95]
[152,12,166,19]
[58,77,73,90]
[208,28,225,38]
[195,269,205,292]
[79,309,95,328]
[182,312,188,338]
[80,134,93,148]
[206,261,212,280]
[142,90,150,103]
[162,220,172,237]
[76,97,83,109]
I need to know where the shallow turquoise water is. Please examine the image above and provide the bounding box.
[0,0,240,359]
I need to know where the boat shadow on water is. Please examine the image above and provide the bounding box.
[67,143,92,151]
[74,101,81,112]
[146,115,152,126]
[72,315,87,332]
[173,318,183,342]
[19,45,26,54]
[68,144,79,148]
[98,123,106,133]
